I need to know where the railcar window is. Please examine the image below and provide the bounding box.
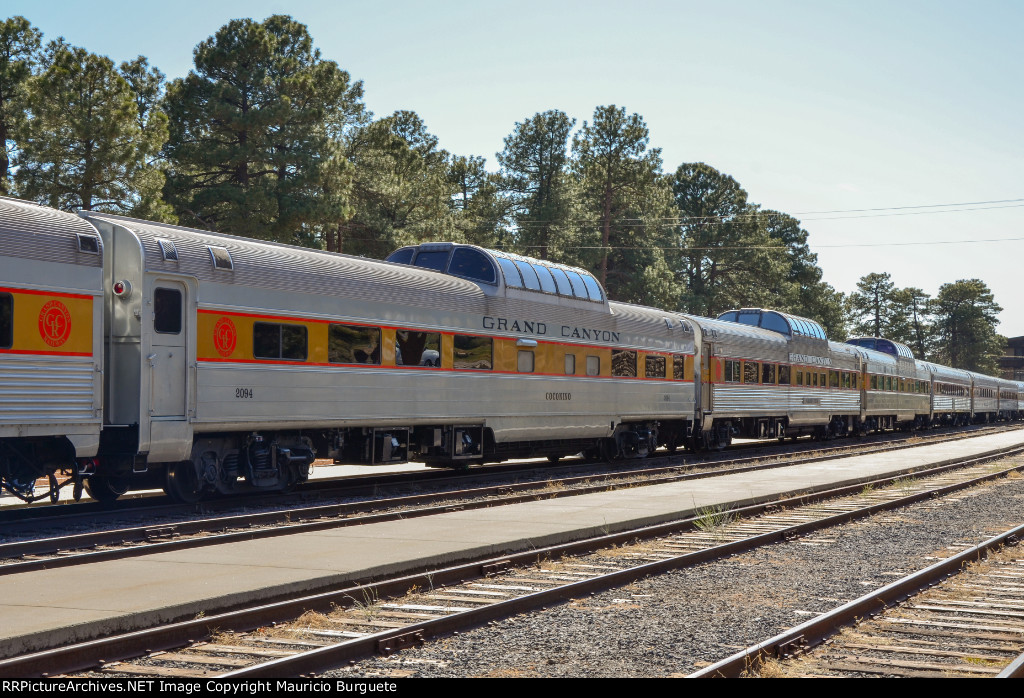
[530,263,558,293]
[154,288,182,334]
[724,359,741,383]
[565,354,576,375]
[581,275,605,302]
[852,374,858,390]
[743,361,759,384]
[549,267,573,296]
[795,369,803,386]
[612,350,637,377]
[761,363,776,385]
[328,324,381,365]
[386,247,415,265]
[412,250,450,271]
[518,350,534,373]
[587,355,600,376]
[819,372,827,387]
[0,293,11,348]
[674,355,687,381]
[514,261,542,290]
[645,355,666,379]
[454,335,492,370]
[841,372,851,389]
[778,365,791,385]
[497,258,523,287]
[448,249,496,284]
[254,322,307,361]
[829,370,839,388]
[563,270,587,298]
[395,330,441,367]
[761,313,789,335]
[447,249,495,283]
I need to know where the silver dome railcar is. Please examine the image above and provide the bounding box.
[75,222,698,501]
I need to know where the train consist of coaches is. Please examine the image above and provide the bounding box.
[1,197,1021,503]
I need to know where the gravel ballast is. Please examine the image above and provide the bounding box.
[328,467,1024,678]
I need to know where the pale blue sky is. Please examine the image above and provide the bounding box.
[9,0,1024,333]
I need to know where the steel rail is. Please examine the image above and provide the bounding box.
[3,432,1021,578]
[689,523,1024,678]
[2,422,1010,530]
[4,425,1014,573]
[2,444,1022,677]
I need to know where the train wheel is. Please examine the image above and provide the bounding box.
[165,461,204,503]
[83,476,129,503]
[714,426,732,451]
[665,434,678,454]
[48,474,59,503]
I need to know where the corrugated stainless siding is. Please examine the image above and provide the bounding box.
[0,355,97,424]
[712,385,788,413]
[932,396,970,412]
[82,213,487,315]
[0,197,103,267]
[686,316,790,362]
[81,213,689,353]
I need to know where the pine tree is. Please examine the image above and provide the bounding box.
[163,15,362,245]
[0,16,41,196]
[571,105,676,306]
[15,40,166,214]
[496,110,575,259]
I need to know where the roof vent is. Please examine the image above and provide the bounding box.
[158,239,178,261]
[77,233,100,254]
[207,245,233,270]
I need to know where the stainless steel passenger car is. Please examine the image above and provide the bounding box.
[692,309,861,443]
[1,197,1020,503]
[919,361,973,426]
[847,337,931,430]
[0,198,104,499]
[73,220,699,500]
[994,376,1020,421]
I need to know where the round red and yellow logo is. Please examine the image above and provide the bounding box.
[213,317,237,357]
[38,300,72,347]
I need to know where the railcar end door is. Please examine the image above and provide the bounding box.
[149,281,188,419]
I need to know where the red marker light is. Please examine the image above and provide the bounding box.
[113,280,132,298]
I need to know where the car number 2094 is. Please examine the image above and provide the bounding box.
[235,387,254,399]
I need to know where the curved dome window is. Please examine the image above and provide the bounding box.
[548,267,573,295]
[514,260,542,290]
[760,312,790,335]
[530,263,558,293]
[563,270,587,298]
[448,247,496,284]
[497,257,523,287]
[581,274,605,302]
[387,243,608,303]
[412,250,450,271]
[386,247,415,265]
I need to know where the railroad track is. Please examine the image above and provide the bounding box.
[2,422,1012,528]
[5,444,1024,678]
[3,426,1018,574]
[691,523,1024,678]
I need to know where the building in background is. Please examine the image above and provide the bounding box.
[999,336,1024,380]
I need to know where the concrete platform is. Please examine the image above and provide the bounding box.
[2,428,1024,658]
